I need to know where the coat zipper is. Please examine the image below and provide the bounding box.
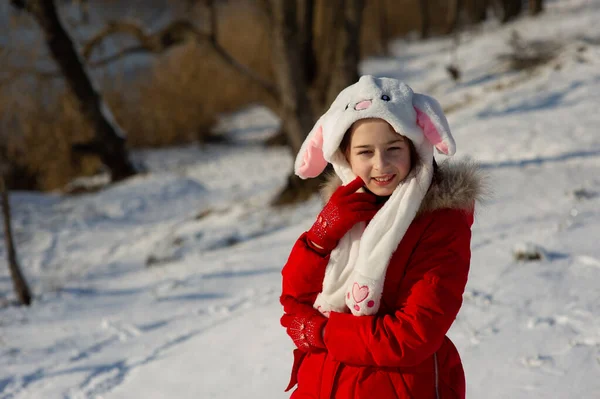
[434,352,440,399]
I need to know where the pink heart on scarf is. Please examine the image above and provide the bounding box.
[352,283,369,303]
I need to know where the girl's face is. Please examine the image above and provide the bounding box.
[346,119,412,196]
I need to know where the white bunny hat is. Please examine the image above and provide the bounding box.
[295,75,456,316]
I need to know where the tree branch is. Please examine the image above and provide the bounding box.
[88,46,151,68]
[9,0,27,10]
[82,15,278,99]
[7,4,279,100]
[0,67,60,84]
[83,20,154,59]
[205,1,278,98]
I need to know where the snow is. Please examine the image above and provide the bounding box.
[2,0,600,398]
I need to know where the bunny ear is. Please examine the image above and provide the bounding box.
[413,93,456,156]
[295,125,328,179]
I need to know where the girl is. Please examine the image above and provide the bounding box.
[280,75,485,398]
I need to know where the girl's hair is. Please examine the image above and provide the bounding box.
[339,124,419,172]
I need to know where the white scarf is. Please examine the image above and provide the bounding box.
[313,144,434,316]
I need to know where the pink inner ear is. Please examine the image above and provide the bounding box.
[415,107,449,155]
[297,125,328,178]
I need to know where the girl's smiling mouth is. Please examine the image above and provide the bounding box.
[372,174,396,185]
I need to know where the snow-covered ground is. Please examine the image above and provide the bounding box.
[2,1,600,397]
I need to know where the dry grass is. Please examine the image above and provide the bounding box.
[0,79,101,191]
[498,31,561,71]
[113,1,275,148]
[1,1,274,191]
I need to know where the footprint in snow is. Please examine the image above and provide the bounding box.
[463,289,494,306]
[527,316,556,329]
[521,354,554,368]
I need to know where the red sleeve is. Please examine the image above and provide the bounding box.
[280,232,330,316]
[323,209,472,367]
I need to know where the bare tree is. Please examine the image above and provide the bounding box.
[64,0,365,204]
[419,0,430,39]
[0,161,32,306]
[310,0,343,109]
[470,0,489,23]
[10,0,136,182]
[267,0,314,155]
[446,0,462,34]
[324,0,365,107]
[298,0,318,84]
[264,0,365,204]
[492,0,522,23]
[373,0,390,56]
[529,0,543,15]
[261,0,322,204]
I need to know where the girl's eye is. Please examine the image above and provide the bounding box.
[388,146,402,151]
[357,150,372,155]
[381,95,391,101]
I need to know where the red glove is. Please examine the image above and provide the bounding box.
[281,313,328,351]
[306,176,378,251]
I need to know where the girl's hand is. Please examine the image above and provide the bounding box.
[306,176,378,252]
[281,313,328,351]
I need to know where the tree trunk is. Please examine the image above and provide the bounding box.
[23,0,136,182]
[325,0,365,107]
[312,0,344,112]
[445,0,462,34]
[495,0,522,23]
[472,0,488,23]
[269,0,315,156]
[419,0,430,39]
[266,0,366,205]
[298,0,318,85]
[0,173,32,306]
[268,0,321,205]
[508,0,522,20]
[529,0,543,15]
[372,0,389,55]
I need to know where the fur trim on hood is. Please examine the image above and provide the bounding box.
[320,160,487,215]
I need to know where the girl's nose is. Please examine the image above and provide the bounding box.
[373,152,389,170]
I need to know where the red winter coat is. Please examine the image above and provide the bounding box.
[281,162,482,399]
